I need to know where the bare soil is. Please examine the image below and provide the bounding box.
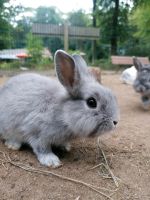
[0,72,150,200]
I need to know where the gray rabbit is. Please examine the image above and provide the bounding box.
[0,50,119,167]
[133,57,150,109]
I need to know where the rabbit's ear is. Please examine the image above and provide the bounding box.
[133,57,143,71]
[54,50,80,96]
[72,54,88,72]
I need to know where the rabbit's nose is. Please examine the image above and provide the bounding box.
[113,121,118,125]
[139,88,144,93]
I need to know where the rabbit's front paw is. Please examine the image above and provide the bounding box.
[5,140,21,150]
[38,153,62,168]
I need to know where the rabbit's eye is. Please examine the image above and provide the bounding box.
[142,96,149,102]
[86,97,97,108]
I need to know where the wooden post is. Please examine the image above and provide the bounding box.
[64,22,69,52]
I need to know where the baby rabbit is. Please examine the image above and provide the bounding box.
[0,50,119,167]
[133,57,150,109]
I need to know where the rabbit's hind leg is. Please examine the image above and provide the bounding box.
[5,139,22,150]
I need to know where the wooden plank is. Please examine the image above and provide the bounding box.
[32,23,100,39]
[32,24,64,36]
[111,56,149,65]
[68,26,99,38]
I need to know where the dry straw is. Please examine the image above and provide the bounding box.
[0,139,119,200]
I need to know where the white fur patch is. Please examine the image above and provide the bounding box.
[5,140,21,150]
[38,153,61,168]
[64,143,71,152]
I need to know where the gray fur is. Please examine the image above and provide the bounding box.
[133,57,150,109]
[0,50,119,167]
[133,57,150,95]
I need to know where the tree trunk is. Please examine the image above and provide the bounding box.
[93,0,97,27]
[111,0,119,55]
[92,0,97,63]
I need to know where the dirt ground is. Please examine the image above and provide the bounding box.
[0,72,150,200]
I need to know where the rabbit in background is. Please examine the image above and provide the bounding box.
[0,50,119,167]
[133,57,150,110]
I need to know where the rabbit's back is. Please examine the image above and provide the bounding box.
[0,73,63,94]
[0,73,66,138]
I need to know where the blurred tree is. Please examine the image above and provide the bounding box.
[13,16,32,48]
[33,6,63,54]
[68,9,91,27]
[124,0,150,57]
[0,0,27,49]
[96,0,130,55]
[0,18,12,49]
[0,0,12,49]
[92,0,97,62]
[131,1,150,42]
[33,6,63,24]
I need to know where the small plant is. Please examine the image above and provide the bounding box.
[92,58,114,70]
[26,33,44,65]
[0,61,21,70]
[37,58,54,70]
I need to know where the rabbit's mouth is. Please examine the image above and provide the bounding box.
[88,123,101,137]
[88,122,111,137]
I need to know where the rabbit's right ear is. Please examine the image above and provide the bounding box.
[133,57,143,71]
[54,50,80,96]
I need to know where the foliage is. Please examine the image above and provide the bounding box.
[95,0,131,55]
[0,0,12,49]
[0,58,53,70]
[42,37,63,55]
[33,6,63,24]
[25,57,53,70]
[0,60,20,69]
[0,1,150,69]
[0,0,10,19]
[68,9,91,27]
[124,37,150,57]
[0,0,27,49]
[12,16,32,48]
[36,58,54,70]
[92,58,114,70]
[32,6,64,54]
[0,18,13,49]
[26,33,44,65]
[130,2,150,42]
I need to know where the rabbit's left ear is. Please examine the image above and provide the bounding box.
[133,57,143,71]
[54,50,80,96]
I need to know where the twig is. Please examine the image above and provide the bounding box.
[0,151,114,200]
[0,151,9,170]
[75,196,80,200]
[89,163,103,170]
[97,138,119,188]
[87,183,118,193]
[0,161,8,170]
